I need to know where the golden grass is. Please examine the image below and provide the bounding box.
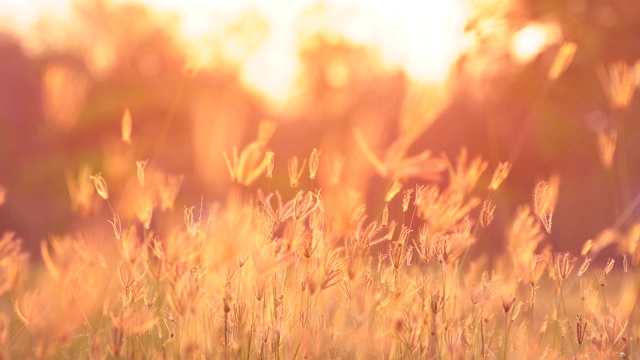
[0,143,639,360]
[2,49,640,360]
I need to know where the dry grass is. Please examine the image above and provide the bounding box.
[2,49,640,360]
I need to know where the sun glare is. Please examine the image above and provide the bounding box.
[2,0,474,107]
[111,0,472,107]
[511,22,559,63]
[4,0,640,358]
[365,1,469,82]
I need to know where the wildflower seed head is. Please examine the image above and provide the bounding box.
[446,148,488,194]
[480,199,496,228]
[576,314,587,345]
[109,325,124,357]
[444,323,461,354]
[381,204,389,228]
[67,165,99,215]
[402,188,414,212]
[184,206,196,235]
[136,159,148,187]
[525,252,548,286]
[501,288,517,313]
[533,176,559,233]
[556,252,578,280]
[489,162,512,191]
[108,213,122,241]
[135,198,154,230]
[430,290,444,314]
[596,258,615,287]
[309,148,321,180]
[507,205,544,270]
[597,60,640,111]
[470,271,495,305]
[578,257,592,277]
[293,191,319,221]
[385,179,403,203]
[581,239,593,256]
[597,128,617,169]
[89,173,109,200]
[414,184,426,206]
[604,258,615,275]
[266,151,275,179]
[224,135,274,186]
[157,173,183,211]
[604,315,628,346]
[288,156,307,188]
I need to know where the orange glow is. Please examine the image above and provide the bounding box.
[2,0,474,107]
[511,22,559,63]
[362,1,469,82]
[2,0,640,358]
[119,0,470,106]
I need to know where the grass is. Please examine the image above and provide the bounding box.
[0,46,639,360]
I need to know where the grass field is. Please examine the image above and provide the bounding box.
[1,1,640,359]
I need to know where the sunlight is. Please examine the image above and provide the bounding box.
[364,0,469,82]
[511,22,559,63]
[119,0,472,107]
[2,0,472,107]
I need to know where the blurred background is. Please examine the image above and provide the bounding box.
[0,0,639,255]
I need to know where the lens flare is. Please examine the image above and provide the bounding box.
[117,0,472,106]
[511,22,559,63]
[2,0,475,107]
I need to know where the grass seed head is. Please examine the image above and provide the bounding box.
[89,173,109,200]
[489,161,512,191]
[135,159,148,187]
[480,199,496,228]
[533,176,559,234]
[555,252,578,280]
[597,128,617,169]
[576,314,587,345]
[402,188,414,212]
[309,148,321,180]
[385,179,403,203]
[597,60,640,111]
[288,156,307,188]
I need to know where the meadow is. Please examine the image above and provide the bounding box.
[1,1,640,359]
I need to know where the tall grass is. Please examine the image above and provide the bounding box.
[1,49,640,360]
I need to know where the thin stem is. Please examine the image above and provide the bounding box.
[601,285,609,317]
[552,281,563,350]
[480,309,486,360]
[502,309,513,360]
[560,284,577,353]
[432,312,442,360]
[225,309,229,360]
[529,283,537,334]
